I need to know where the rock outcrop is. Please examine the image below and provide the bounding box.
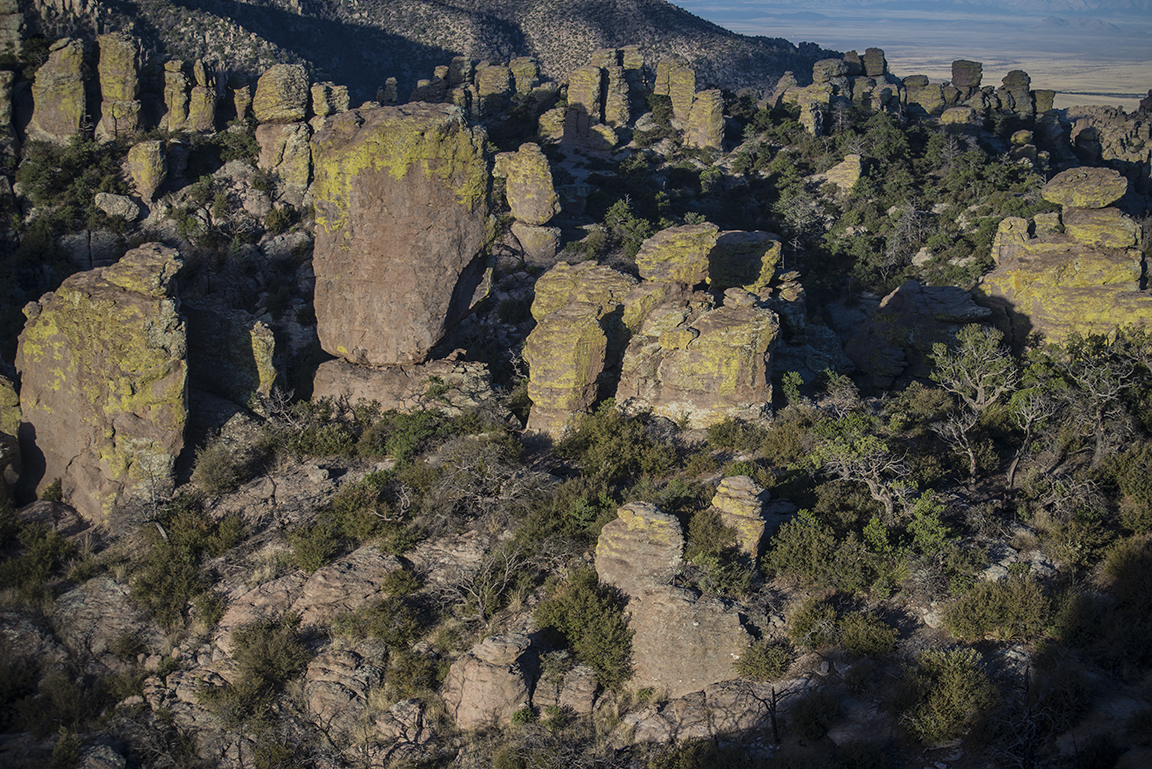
[441,633,535,730]
[184,302,278,408]
[15,244,186,521]
[253,64,310,124]
[127,140,167,200]
[28,38,87,144]
[976,167,1152,346]
[708,475,771,558]
[595,502,751,699]
[312,358,498,416]
[95,33,141,141]
[523,302,607,437]
[311,103,490,366]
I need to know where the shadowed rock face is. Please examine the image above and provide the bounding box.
[15,244,186,522]
[310,103,491,366]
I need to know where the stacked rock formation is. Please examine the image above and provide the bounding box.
[496,143,561,260]
[441,634,535,730]
[595,502,751,698]
[525,225,783,437]
[777,47,904,135]
[1066,105,1152,196]
[976,167,1152,347]
[309,103,492,403]
[15,244,187,521]
[95,33,141,141]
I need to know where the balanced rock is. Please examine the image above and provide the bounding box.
[595,502,684,596]
[709,475,771,558]
[127,140,167,200]
[531,260,637,348]
[635,223,720,286]
[863,47,887,77]
[28,38,86,144]
[253,64,309,124]
[952,60,982,90]
[503,143,559,226]
[1041,166,1128,209]
[15,244,186,521]
[441,634,535,730]
[95,33,140,140]
[311,104,490,366]
[524,302,607,438]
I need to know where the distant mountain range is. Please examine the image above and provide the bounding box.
[39,0,838,101]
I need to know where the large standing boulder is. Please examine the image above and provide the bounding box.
[1040,166,1128,209]
[15,244,186,521]
[709,475,771,558]
[707,231,781,294]
[502,143,559,226]
[310,104,490,366]
[95,33,141,141]
[595,502,684,597]
[524,302,607,438]
[686,90,723,151]
[253,64,309,124]
[256,122,312,193]
[28,38,86,144]
[635,223,719,286]
[441,634,535,730]
[127,140,167,200]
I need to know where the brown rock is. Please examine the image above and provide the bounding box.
[441,633,535,730]
[53,576,165,671]
[127,140,167,200]
[312,358,497,416]
[214,573,307,655]
[304,644,385,737]
[28,38,86,144]
[710,475,770,558]
[635,224,719,286]
[256,121,312,191]
[595,502,684,597]
[289,546,403,627]
[524,302,607,438]
[311,104,490,366]
[15,244,186,521]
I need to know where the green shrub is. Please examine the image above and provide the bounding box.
[706,418,765,452]
[41,478,63,502]
[763,512,873,593]
[897,648,998,745]
[942,575,1050,641]
[533,567,633,689]
[790,689,838,741]
[49,727,82,769]
[684,507,752,596]
[734,639,793,680]
[558,401,677,486]
[840,612,897,656]
[0,520,77,590]
[288,523,339,572]
[786,597,838,649]
[231,613,310,691]
[1103,535,1152,608]
[191,438,242,494]
[332,595,427,648]
[385,648,441,701]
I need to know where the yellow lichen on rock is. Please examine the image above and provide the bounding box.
[523,302,607,438]
[503,143,559,226]
[635,223,720,285]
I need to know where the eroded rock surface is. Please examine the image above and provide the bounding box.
[441,633,535,730]
[311,104,490,366]
[16,244,186,521]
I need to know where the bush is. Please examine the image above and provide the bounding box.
[786,597,838,649]
[840,612,897,656]
[684,507,752,596]
[897,648,998,745]
[332,595,427,648]
[942,575,1050,641]
[533,567,633,689]
[288,523,339,572]
[790,689,838,741]
[558,401,676,486]
[1103,535,1152,608]
[191,438,242,494]
[41,478,64,502]
[734,639,793,680]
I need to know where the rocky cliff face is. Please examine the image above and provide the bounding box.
[310,103,491,367]
[15,244,186,521]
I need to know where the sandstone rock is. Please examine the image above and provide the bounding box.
[558,664,599,714]
[666,59,696,125]
[863,47,887,77]
[686,90,723,151]
[94,34,140,140]
[510,222,560,261]
[313,358,497,416]
[710,475,770,558]
[524,302,607,438]
[311,81,349,118]
[635,224,719,286]
[503,143,559,226]
[844,280,992,389]
[707,231,781,294]
[941,106,978,126]
[215,573,307,655]
[821,154,862,193]
[127,140,167,200]
[16,244,186,521]
[567,65,603,134]
[617,291,777,427]
[304,645,385,737]
[256,121,312,191]
[28,38,86,144]
[1063,207,1141,249]
[595,502,684,596]
[253,64,309,124]
[441,633,535,730]
[161,59,190,131]
[628,584,751,698]
[624,679,781,743]
[290,546,403,627]
[1041,166,1128,209]
[184,302,278,407]
[311,104,490,366]
[94,193,140,221]
[96,100,142,142]
[532,261,637,322]
[509,57,539,94]
[187,81,216,133]
[603,65,630,127]
[813,59,848,84]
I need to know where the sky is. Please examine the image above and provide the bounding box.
[674,0,1152,110]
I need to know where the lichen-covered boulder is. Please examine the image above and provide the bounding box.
[617,290,778,427]
[531,261,638,321]
[311,104,490,366]
[312,358,497,416]
[635,223,720,286]
[15,244,186,521]
[127,140,167,200]
[822,154,863,193]
[503,143,559,226]
[1041,166,1128,209]
[256,122,312,191]
[595,502,684,597]
[1063,207,1141,249]
[510,222,560,261]
[253,64,309,124]
[28,38,86,144]
[707,231,781,294]
[710,475,771,558]
[509,57,539,94]
[686,90,723,151]
[603,65,630,127]
[161,59,190,131]
[310,81,349,118]
[863,47,887,77]
[952,60,982,90]
[95,32,140,139]
[441,634,535,730]
[524,302,607,438]
[662,58,696,125]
